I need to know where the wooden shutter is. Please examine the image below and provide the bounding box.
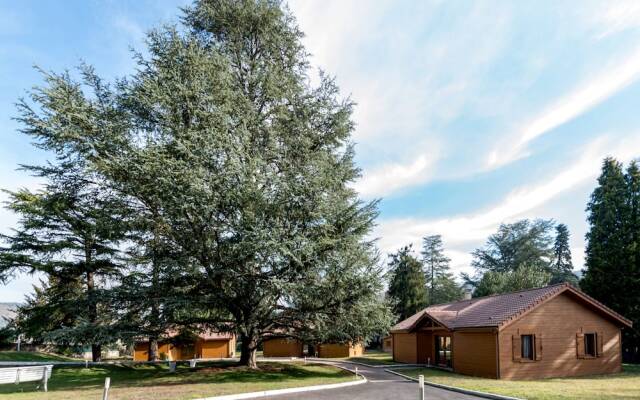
[512,335,522,362]
[576,333,585,359]
[535,334,542,361]
[597,332,604,357]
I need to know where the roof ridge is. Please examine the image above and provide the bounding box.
[427,282,568,309]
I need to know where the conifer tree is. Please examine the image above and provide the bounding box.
[550,224,578,285]
[6,0,393,368]
[387,246,428,321]
[421,235,462,304]
[582,158,640,361]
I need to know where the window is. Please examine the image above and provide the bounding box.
[521,335,535,360]
[584,333,597,357]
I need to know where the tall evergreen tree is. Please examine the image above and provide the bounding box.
[550,224,578,285]
[421,235,462,304]
[582,158,640,361]
[387,246,428,321]
[0,163,125,361]
[6,0,393,368]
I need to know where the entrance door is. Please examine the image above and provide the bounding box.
[435,335,452,368]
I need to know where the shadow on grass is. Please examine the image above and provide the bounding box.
[0,361,350,395]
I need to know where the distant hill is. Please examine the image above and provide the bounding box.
[0,303,18,328]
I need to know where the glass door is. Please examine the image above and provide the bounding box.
[435,335,452,368]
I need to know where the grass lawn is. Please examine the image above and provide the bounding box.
[396,364,640,400]
[346,350,395,366]
[0,361,355,400]
[0,351,76,362]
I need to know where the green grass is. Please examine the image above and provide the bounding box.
[0,351,76,362]
[0,361,355,400]
[347,350,395,365]
[396,364,640,400]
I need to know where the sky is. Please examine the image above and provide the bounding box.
[2,1,640,301]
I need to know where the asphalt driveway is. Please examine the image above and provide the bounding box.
[263,361,482,400]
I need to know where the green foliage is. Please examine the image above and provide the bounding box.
[582,158,640,359]
[387,246,428,321]
[550,223,578,285]
[2,0,392,367]
[467,219,562,296]
[473,265,552,298]
[421,235,462,305]
[472,219,555,273]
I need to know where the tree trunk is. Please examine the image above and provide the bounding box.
[238,334,258,369]
[92,343,102,363]
[149,337,159,362]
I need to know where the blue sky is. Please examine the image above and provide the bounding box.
[3,1,640,301]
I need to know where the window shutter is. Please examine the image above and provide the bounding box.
[535,334,542,361]
[512,335,522,362]
[597,332,604,357]
[576,333,585,359]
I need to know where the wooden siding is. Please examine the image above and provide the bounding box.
[383,336,393,353]
[134,337,235,361]
[499,292,622,380]
[317,342,363,358]
[416,332,434,364]
[453,331,498,378]
[263,338,303,357]
[393,333,417,363]
[198,339,232,358]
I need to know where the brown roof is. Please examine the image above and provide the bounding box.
[390,283,632,333]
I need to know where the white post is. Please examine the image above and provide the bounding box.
[102,377,111,400]
[42,367,49,392]
[169,361,176,372]
[418,375,424,400]
[355,366,358,377]
[15,368,21,385]
[427,357,430,367]
[189,359,197,368]
[304,356,307,364]
[85,360,89,369]
[16,335,21,352]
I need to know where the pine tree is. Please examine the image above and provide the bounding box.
[550,224,578,285]
[7,0,393,368]
[387,246,428,321]
[421,235,462,304]
[581,158,628,310]
[582,158,640,361]
[0,162,126,361]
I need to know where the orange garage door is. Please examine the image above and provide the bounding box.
[200,340,229,358]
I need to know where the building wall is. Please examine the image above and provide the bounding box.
[317,343,363,358]
[198,339,234,358]
[392,333,417,363]
[452,331,498,378]
[134,338,235,361]
[383,336,393,353]
[499,292,622,380]
[263,338,303,357]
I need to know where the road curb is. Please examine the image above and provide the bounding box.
[384,368,524,400]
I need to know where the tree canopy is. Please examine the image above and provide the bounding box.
[0,0,392,367]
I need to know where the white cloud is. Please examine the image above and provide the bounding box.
[488,46,640,168]
[353,147,440,198]
[593,1,640,39]
[376,134,640,274]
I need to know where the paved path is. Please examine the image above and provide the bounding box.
[264,361,482,400]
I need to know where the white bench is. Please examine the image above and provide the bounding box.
[0,365,53,392]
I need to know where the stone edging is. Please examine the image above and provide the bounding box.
[384,368,524,400]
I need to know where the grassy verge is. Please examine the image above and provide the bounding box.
[346,350,395,366]
[0,361,355,400]
[396,364,640,400]
[0,351,76,362]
